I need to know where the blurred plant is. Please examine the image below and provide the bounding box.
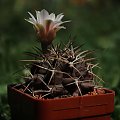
[0,96,11,120]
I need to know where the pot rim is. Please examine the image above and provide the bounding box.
[7,84,115,102]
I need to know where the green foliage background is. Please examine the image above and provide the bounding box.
[0,0,120,119]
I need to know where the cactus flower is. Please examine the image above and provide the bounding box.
[25,9,70,48]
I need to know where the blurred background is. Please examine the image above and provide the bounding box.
[0,0,120,119]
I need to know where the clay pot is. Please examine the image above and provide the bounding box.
[8,84,115,120]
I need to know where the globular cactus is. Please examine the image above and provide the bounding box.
[14,10,103,99]
[18,40,103,99]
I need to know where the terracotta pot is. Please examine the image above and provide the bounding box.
[7,84,115,120]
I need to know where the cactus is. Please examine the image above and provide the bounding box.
[13,9,104,99]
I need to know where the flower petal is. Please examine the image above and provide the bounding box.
[55,13,64,21]
[53,20,71,29]
[28,12,36,22]
[36,11,42,24]
[58,26,66,29]
[49,13,55,21]
[25,18,36,25]
[55,26,66,32]
[40,9,49,22]
[45,20,53,33]
[35,23,46,42]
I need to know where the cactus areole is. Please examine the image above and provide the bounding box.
[8,9,114,120]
